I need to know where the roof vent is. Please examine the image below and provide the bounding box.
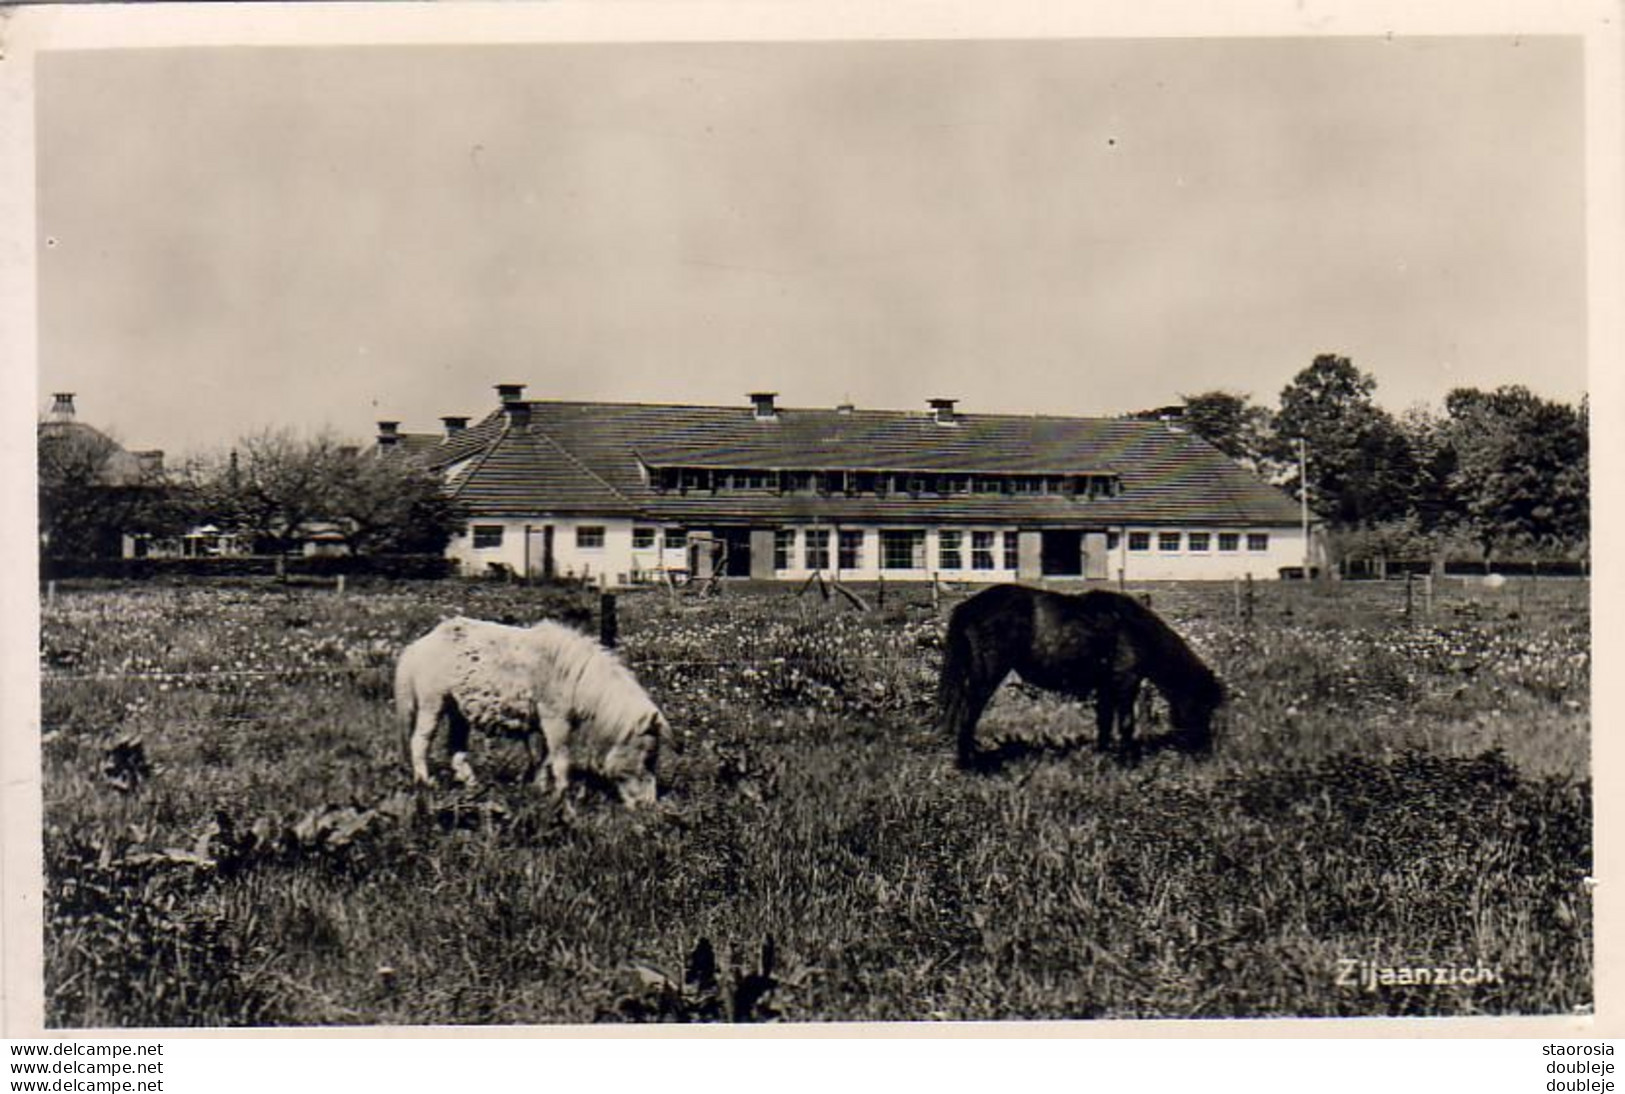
[49,392,76,423]
[835,401,855,416]
[376,421,400,448]
[928,397,959,426]
[441,416,469,438]
[496,384,531,429]
[749,392,778,420]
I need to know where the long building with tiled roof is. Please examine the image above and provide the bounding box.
[383,384,1321,585]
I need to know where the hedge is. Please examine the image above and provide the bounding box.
[40,554,456,581]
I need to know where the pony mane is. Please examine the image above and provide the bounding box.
[519,620,661,737]
[1104,594,1225,706]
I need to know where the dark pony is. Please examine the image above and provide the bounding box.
[939,584,1225,767]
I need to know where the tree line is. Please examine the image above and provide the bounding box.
[40,355,1589,566]
[37,426,459,560]
[1172,354,1589,564]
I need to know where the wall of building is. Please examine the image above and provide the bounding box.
[447,518,1313,586]
[448,517,678,583]
[1108,525,1313,582]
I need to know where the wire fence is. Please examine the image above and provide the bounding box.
[38,571,1587,692]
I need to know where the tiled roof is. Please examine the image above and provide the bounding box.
[37,420,164,485]
[409,399,1306,526]
[395,433,445,458]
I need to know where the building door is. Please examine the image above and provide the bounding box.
[1083,531,1109,579]
[1040,530,1084,576]
[717,527,754,577]
[525,525,555,580]
[749,528,777,581]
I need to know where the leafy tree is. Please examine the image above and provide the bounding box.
[328,451,461,555]
[1178,390,1274,471]
[191,430,348,554]
[1441,385,1588,558]
[38,422,173,558]
[1394,403,1464,536]
[190,429,459,555]
[1270,354,1418,527]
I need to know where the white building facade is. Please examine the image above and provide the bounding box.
[413,388,1322,588]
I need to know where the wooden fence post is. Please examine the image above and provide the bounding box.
[1405,571,1414,621]
[599,592,618,649]
[336,574,346,598]
[877,574,885,609]
[1244,574,1254,625]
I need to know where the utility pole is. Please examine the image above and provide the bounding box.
[1298,436,1311,579]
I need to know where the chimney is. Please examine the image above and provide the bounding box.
[497,383,531,429]
[441,416,469,439]
[749,392,778,420]
[49,392,76,423]
[376,421,400,448]
[835,401,855,416]
[928,397,958,426]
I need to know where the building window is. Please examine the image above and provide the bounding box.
[881,530,926,570]
[1107,530,1121,551]
[971,531,996,570]
[1218,532,1240,552]
[775,529,796,571]
[1188,532,1211,552]
[664,528,687,550]
[938,530,963,570]
[1003,531,1019,571]
[577,526,605,549]
[1128,531,1151,552]
[633,527,656,549]
[1247,532,1270,552]
[471,525,504,550]
[838,530,864,570]
[804,529,830,570]
[1159,532,1181,552]
[779,471,814,494]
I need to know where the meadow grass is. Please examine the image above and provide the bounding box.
[38,575,1590,1026]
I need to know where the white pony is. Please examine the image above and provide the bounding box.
[394,616,666,806]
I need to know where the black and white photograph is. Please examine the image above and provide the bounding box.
[7,3,1616,1036]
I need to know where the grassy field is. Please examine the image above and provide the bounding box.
[38,574,1591,1026]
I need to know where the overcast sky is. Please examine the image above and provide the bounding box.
[36,35,1586,457]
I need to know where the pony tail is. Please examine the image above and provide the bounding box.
[938,611,979,765]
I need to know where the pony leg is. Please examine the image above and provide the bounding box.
[444,700,477,787]
[947,658,1007,768]
[408,697,440,786]
[534,713,573,801]
[1093,690,1117,753]
[1111,675,1144,762]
